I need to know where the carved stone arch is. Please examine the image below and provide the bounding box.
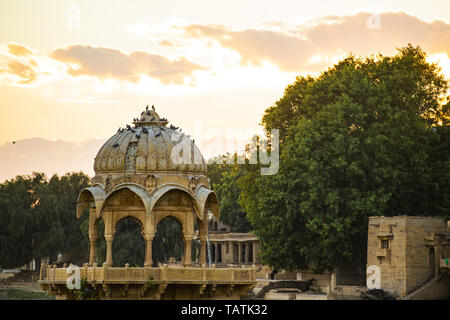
[100,184,152,219]
[77,186,107,219]
[196,186,220,221]
[148,185,202,220]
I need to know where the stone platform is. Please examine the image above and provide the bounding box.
[39,264,256,300]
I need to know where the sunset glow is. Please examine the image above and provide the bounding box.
[1,0,450,181]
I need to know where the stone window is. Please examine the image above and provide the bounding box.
[381,239,389,249]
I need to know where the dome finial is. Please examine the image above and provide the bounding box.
[133,105,168,127]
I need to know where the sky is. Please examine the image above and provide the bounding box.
[1,0,450,181]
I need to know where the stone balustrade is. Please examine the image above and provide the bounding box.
[40,264,257,285]
[39,264,257,299]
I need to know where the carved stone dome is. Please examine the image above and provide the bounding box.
[93,106,207,175]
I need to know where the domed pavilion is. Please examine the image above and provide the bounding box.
[39,106,256,300]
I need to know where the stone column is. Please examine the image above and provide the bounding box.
[105,234,113,267]
[238,242,242,264]
[252,241,257,264]
[144,234,154,267]
[199,236,207,265]
[184,236,192,266]
[89,235,97,266]
[245,242,250,265]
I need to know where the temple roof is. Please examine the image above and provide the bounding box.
[93,106,207,174]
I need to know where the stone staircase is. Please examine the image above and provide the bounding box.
[402,276,436,300]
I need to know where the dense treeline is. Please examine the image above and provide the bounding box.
[0,172,91,269]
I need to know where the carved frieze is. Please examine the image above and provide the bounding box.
[103,174,159,194]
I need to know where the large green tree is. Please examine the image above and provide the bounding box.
[238,45,449,274]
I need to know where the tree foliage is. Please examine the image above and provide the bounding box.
[0,172,90,268]
[238,45,450,273]
[208,156,252,233]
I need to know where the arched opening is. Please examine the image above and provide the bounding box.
[96,218,106,265]
[429,247,435,278]
[112,217,145,267]
[152,217,184,265]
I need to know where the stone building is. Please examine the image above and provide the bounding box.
[206,215,259,266]
[367,216,450,298]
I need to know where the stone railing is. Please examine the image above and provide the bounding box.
[40,263,256,284]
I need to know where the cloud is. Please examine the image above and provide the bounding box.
[7,43,34,57]
[51,45,206,84]
[1,60,38,84]
[173,12,450,72]
[0,42,49,85]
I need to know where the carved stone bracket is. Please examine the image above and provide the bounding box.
[156,283,168,299]
[102,283,111,298]
[121,283,129,297]
[226,285,234,297]
[199,284,207,296]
